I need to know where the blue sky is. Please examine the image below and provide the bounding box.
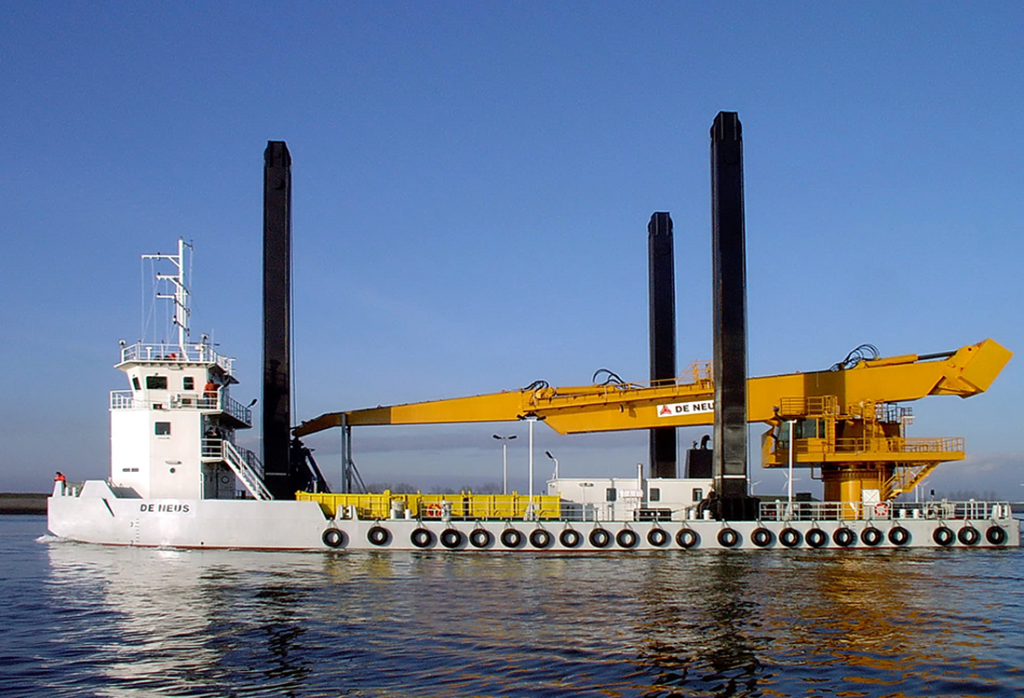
[2,2,1022,497]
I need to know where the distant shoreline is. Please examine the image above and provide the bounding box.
[0,493,47,515]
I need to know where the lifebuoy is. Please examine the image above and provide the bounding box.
[717,528,740,548]
[873,502,890,518]
[500,528,523,548]
[322,528,344,548]
[933,526,955,547]
[440,529,464,549]
[779,527,802,548]
[957,526,980,546]
[367,525,390,546]
[888,526,911,546]
[860,527,883,547]
[411,527,434,548]
[806,529,828,548]
[751,527,773,548]
[647,528,670,547]
[559,529,582,548]
[529,529,552,549]
[469,529,492,548]
[676,528,699,549]
[833,527,856,548]
[589,528,612,548]
[423,503,442,519]
[986,526,1007,546]
[616,529,639,549]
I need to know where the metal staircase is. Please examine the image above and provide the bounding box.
[221,440,274,501]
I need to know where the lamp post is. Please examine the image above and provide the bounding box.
[492,434,517,495]
[545,450,559,481]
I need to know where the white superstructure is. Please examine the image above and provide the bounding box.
[106,240,267,502]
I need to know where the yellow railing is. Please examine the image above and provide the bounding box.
[296,490,562,520]
[778,395,838,418]
[765,436,965,468]
[829,436,964,456]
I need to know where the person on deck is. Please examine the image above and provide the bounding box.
[54,471,67,494]
[204,380,219,406]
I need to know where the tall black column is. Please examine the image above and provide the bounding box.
[263,141,294,499]
[710,112,756,519]
[648,212,677,479]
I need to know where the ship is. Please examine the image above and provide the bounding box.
[44,260,1019,551]
[48,117,1020,552]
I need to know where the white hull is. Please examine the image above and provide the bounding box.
[49,482,328,550]
[49,481,1020,552]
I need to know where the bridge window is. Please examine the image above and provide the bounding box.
[155,422,171,436]
[183,376,194,390]
[132,377,141,390]
[606,488,617,502]
[146,376,168,390]
[649,488,661,502]
[692,488,703,502]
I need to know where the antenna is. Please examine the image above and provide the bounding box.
[142,238,193,352]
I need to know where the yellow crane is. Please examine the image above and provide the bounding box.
[295,338,1011,510]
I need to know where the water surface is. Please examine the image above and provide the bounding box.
[2,515,1022,697]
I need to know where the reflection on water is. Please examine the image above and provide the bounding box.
[3,518,1022,697]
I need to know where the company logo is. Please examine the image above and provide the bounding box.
[657,400,714,417]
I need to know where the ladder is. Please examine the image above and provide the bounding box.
[222,440,273,501]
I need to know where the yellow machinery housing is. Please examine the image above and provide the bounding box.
[295,339,1011,511]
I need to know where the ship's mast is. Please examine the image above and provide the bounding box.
[143,238,192,353]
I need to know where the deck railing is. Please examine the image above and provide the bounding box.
[110,390,252,425]
[120,341,234,374]
[297,490,562,521]
[784,436,965,457]
[758,499,1012,522]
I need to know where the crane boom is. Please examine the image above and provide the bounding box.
[294,339,1010,437]
[294,338,1010,508]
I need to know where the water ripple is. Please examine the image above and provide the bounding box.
[2,517,1022,697]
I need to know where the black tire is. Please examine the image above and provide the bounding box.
[717,528,740,548]
[410,527,434,548]
[469,529,492,548]
[529,529,552,549]
[440,529,464,549]
[676,528,699,549]
[933,526,955,547]
[751,527,773,547]
[957,526,980,546]
[322,528,345,548]
[367,526,390,546]
[806,529,828,548]
[986,526,1007,546]
[589,528,612,548]
[888,526,911,546]
[500,528,523,548]
[860,527,883,547]
[779,528,802,548]
[559,529,582,548]
[833,527,855,548]
[647,528,670,547]
[616,529,639,549]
